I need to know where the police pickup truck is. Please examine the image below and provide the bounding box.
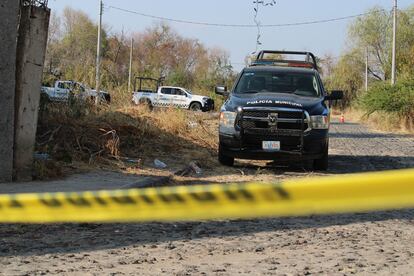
[41,80,111,103]
[132,77,214,112]
[216,50,343,170]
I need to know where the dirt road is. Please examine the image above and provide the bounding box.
[1,119,414,275]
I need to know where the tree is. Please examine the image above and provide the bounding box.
[349,6,414,81]
[44,7,108,87]
[43,11,236,100]
[322,4,414,110]
[324,50,364,108]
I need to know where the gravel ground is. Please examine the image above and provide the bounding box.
[1,119,414,275]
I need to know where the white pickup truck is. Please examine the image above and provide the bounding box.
[132,86,214,112]
[41,81,111,103]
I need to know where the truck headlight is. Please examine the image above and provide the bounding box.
[310,115,330,129]
[219,111,237,135]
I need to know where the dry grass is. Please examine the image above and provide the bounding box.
[341,108,414,134]
[35,101,219,178]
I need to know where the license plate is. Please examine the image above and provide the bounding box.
[262,141,280,151]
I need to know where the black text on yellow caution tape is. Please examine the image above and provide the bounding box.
[0,168,414,223]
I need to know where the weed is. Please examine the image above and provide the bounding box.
[35,101,218,177]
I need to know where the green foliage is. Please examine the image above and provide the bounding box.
[321,4,414,113]
[349,6,414,81]
[323,51,364,108]
[349,7,390,80]
[360,80,414,118]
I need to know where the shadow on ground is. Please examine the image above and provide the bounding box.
[1,209,414,257]
[198,154,414,180]
[329,132,413,139]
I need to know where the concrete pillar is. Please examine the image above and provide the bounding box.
[14,5,50,181]
[0,0,20,183]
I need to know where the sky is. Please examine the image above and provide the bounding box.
[47,0,413,71]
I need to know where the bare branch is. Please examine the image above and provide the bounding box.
[368,67,384,81]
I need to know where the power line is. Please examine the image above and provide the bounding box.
[107,5,376,28]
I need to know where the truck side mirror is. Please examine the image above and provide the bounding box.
[215,85,229,97]
[325,90,344,101]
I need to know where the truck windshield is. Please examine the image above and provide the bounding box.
[184,89,192,95]
[234,71,321,97]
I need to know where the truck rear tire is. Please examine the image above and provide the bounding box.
[313,144,329,171]
[139,98,153,109]
[218,145,234,166]
[190,102,202,112]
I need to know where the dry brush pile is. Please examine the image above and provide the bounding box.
[35,102,218,178]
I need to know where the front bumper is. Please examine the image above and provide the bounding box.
[202,99,215,112]
[220,129,328,161]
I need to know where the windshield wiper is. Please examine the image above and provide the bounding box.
[239,90,260,94]
[277,91,294,94]
[293,90,316,97]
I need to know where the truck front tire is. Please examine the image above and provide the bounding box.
[218,145,235,166]
[313,143,329,171]
[190,102,202,112]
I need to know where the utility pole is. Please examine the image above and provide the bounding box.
[391,0,397,85]
[128,38,133,93]
[365,48,369,92]
[95,0,103,104]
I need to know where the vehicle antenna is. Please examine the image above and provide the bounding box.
[95,0,103,104]
[391,0,397,85]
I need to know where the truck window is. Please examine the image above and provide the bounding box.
[161,88,172,95]
[173,88,186,96]
[73,83,85,95]
[234,71,321,97]
[58,82,71,90]
[74,83,85,93]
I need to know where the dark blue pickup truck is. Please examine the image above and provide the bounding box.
[216,50,343,170]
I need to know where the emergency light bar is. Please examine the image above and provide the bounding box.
[251,50,318,70]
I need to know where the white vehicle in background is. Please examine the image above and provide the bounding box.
[41,80,111,103]
[132,77,214,112]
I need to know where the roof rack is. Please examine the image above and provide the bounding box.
[251,50,318,70]
[133,76,164,92]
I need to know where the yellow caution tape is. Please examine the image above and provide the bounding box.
[0,168,414,223]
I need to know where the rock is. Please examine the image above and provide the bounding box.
[255,246,265,252]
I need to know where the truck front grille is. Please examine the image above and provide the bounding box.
[238,107,310,149]
[237,108,309,133]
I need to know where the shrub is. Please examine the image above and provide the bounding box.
[360,80,414,119]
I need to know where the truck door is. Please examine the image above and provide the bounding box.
[172,88,189,108]
[158,87,174,107]
[73,82,87,100]
[55,81,70,101]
